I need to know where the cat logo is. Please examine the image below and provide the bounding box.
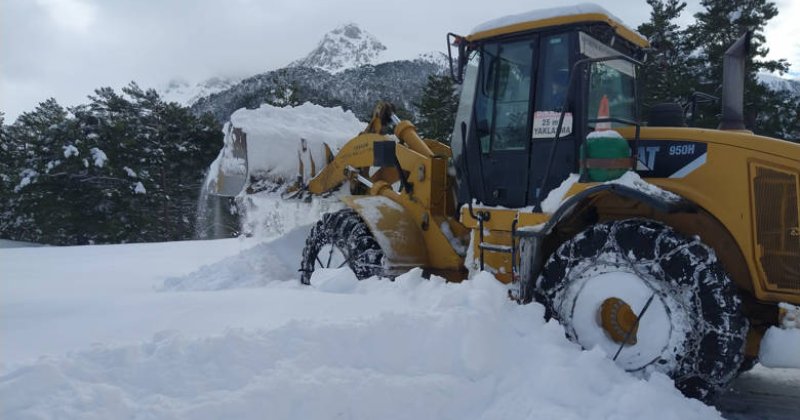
[791,227,800,237]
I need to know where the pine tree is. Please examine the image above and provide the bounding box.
[686,0,790,132]
[0,111,14,238]
[415,74,459,143]
[637,0,696,108]
[1,85,222,245]
[756,88,800,141]
[2,99,102,244]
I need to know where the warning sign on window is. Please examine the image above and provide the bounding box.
[532,111,573,139]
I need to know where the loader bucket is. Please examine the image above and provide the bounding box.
[211,127,248,197]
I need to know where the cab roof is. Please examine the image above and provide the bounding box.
[466,3,649,48]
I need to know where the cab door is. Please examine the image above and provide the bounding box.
[527,33,578,204]
[471,38,537,208]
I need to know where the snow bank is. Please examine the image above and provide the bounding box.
[0,239,43,248]
[227,102,365,180]
[759,327,800,369]
[1,263,720,420]
[160,225,310,291]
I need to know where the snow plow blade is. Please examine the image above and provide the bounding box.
[341,195,429,275]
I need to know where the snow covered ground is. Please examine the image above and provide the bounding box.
[1,219,797,419]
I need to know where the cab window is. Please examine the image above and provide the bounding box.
[475,40,534,152]
[535,34,571,113]
[579,32,637,129]
[587,61,636,128]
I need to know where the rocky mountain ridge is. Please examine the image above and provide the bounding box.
[757,72,800,96]
[162,77,241,106]
[189,23,448,123]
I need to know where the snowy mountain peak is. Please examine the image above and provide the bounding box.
[161,76,240,106]
[757,72,800,96]
[290,23,387,73]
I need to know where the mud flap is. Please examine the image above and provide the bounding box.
[341,195,428,274]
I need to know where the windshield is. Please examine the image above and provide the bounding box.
[580,32,637,129]
[587,61,636,129]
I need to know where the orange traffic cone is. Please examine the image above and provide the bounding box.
[596,94,611,131]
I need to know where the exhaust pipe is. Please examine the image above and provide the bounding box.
[718,31,752,131]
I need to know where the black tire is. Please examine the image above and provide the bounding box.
[535,219,748,401]
[300,208,385,285]
[738,356,758,373]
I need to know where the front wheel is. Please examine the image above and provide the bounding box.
[300,208,385,285]
[535,219,748,401]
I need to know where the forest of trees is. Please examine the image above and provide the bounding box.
[0,84,221,245]
[634,0,798,139]
[1,0,797,245]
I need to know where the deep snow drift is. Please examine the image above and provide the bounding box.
[2,232,728,419]
[3,196,799,418]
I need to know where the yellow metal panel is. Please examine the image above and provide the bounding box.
[342,195,428,270]
[747,163,800,295]
[460,207,550,283]
[614,127,800,304]
[343,194,465,276]
[423,139,453,158]
[307,133,386,194]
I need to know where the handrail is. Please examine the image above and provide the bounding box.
[533,54,643,212]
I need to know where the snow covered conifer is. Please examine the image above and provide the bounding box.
[686,0,791,134]
[637,0,696,108]
[415,74,458,143]
[1,85,221,244]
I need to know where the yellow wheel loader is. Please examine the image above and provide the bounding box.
[219,5,800,401]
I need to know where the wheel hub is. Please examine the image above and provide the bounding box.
[599,297,639,345]
[315,244,348,270]
[569,270,673,371]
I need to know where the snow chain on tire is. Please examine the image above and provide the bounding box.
[300,208,385,285]
[535,219,748,401]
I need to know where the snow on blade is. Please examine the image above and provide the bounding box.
[238,190,345,238]
[226,102,365,181]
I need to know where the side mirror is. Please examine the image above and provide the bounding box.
[447,33,466,84]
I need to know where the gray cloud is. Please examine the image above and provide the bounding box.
[1,0,797,121]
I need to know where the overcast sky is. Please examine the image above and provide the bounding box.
[2,0,798,122]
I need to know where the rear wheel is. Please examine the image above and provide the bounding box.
[535,219,748,401]
[300,208,384,285]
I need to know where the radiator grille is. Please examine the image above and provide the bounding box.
[752,166,800,292]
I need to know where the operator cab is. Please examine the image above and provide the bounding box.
[449,5,648,208]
